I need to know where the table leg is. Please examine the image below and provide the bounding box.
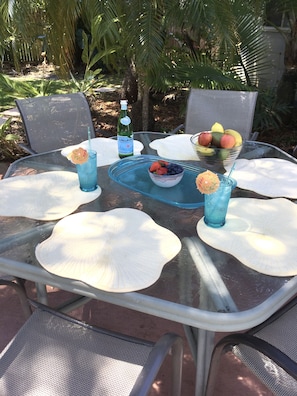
[195,328,215,396]
[35,282,48,304]
[194,273,216,395]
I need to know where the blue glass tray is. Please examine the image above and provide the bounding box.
[108,155,236,209]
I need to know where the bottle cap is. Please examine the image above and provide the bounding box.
[120,99,128,105]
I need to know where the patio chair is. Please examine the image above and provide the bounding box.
[206,295,297,395]
[171,89,259,140]
[0,300,183,396]
[15,92,95,154]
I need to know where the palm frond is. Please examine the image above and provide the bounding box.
[232,14,271,86]
[125,1,167,70]
[44,0,82,77]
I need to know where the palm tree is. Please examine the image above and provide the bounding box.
[82,0,267,129]
[2,0,296,129]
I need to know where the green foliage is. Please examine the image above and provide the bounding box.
[0,117,21,160]
[68,29,103,93]
[0,73,70,109]
[67,17,118,93]
[1,0,296,134]
[253,88,291,131]
[146,51,249,92]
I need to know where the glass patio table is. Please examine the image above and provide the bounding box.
[0,132,296,395]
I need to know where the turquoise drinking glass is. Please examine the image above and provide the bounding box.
[204,178,233,228]
[76,150,98,192]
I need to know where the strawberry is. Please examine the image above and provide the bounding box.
[156,167,167,175]
[158,160,169,167]
[149,161,161,172]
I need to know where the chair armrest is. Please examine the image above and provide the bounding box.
[250,131,259,141]
[216,333,297,381]
[169,123,184,134]
[131,333,183,396]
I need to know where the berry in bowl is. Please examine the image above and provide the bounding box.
[190,122,243,173]
[148,160,184,188]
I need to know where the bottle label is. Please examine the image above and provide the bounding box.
[120,116,131,126]
[118,135,134,155]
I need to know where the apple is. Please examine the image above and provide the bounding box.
[220,134,236,149]
[198,132,212,147]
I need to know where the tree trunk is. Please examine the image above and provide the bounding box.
[129,75,155,132]
[142,85,150,131]
[120,63,138,104]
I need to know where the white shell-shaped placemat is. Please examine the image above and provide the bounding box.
[36,208,181,292]
[61,138,144,167]
[224,158,297,198]
[149,134,198,161]
[0,171,101,220]
[197,198,297,276]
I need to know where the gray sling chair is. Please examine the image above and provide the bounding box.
[0,300,183,396]
[171,88,259,141]
[14,92,96,311]
[15,92,96,154]
[206,295,297,395]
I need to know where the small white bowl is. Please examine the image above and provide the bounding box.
[148,164,184,188]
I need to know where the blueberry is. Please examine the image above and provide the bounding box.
[167,163,183,175]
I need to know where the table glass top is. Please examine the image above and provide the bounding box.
[1,132,296,330]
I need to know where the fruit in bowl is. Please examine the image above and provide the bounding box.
[148,160,184,188]
[190,122,243,172]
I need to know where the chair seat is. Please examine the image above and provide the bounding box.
[0,303,183,396]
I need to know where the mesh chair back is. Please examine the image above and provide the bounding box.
[16,93,95,153]
[185,89,258,140]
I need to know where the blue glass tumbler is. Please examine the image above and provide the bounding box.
[204,178,233,228]
[76,150,98,192]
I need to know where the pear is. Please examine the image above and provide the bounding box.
[211,122,224,133]
[218,149,229,160]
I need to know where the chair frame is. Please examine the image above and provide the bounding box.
[206,295,297,395]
